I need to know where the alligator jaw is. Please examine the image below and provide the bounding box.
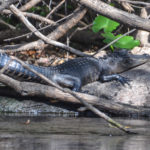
[127,53,150,68]
[105,52,150,74]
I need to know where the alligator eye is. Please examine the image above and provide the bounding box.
[109,60,114,65]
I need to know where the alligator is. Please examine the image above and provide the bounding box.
[0,50,149,91]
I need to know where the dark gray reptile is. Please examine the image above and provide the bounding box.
[0,50,149,91]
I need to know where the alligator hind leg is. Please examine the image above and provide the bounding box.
[52,74,81,91]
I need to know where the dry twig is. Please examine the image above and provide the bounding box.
[46,0,65,19]
[20,0,43,11]
[115,0,150,7]
[0,19,16,30]
[2,10,55,25]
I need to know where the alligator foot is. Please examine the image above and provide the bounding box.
[116,76,131,86]
[99,74,131,86]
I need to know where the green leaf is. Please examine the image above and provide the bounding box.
[92,15,120,33]
[102,33,140,49]
[110,45,114,51]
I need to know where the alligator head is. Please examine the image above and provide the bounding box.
[101,50,150,74]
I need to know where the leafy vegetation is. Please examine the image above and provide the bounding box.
[92,15,140,50]
[28,6,49,16]
[92,15,120,33]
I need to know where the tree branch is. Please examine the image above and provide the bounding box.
[75,0,150,32]
[20,0,42,11]
[10,5,88,57]
[0,6,87,56]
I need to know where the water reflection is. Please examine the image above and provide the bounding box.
[0,133,101,150]
[120,135,150,150]
[1,134,150,150]
[0,116,150,150]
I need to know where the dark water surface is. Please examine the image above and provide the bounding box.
[0,114,150,150]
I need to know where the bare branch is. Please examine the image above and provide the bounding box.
[3,11,78,42]
[22,12,55,24]
[94,29,136,57]
[2,9,55,25]
[10,5,88,57]
[0,19,16,30]
[0,59,13,74]
[46,0,65,18]
[115,0,150,7]
[20,0,42,11]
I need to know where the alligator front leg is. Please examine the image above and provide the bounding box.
[99,74,130,86]
[52,74,82,91]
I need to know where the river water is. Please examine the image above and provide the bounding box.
[0,114,150,150]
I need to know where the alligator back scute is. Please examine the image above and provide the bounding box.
[53,57,102,85]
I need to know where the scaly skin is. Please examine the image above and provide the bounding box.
[0,50,149,91]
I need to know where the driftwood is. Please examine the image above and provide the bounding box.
[0,74,140,115]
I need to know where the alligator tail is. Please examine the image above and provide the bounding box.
[0,53,45,82]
